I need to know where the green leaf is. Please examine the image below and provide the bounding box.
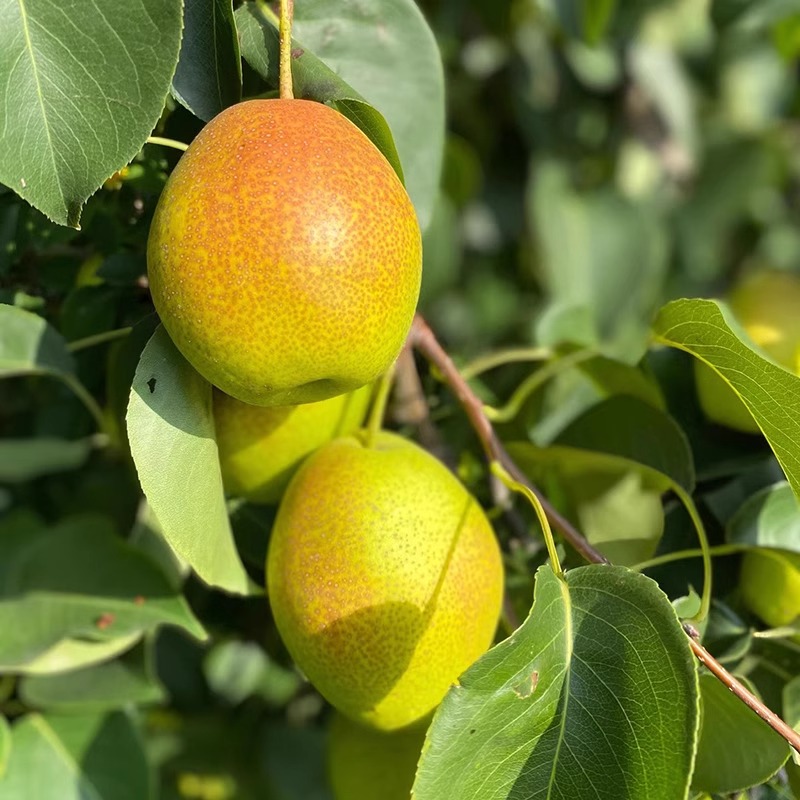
[691,673,789,794]
[0,711,152,800]
[582,0,617,42]
[204,640,301,707]
[783,674,800,736]
[413,565,699,800]
[234,3,404,184]
[126,326,251,595]
[293,0,444,229]
[652,298,800,498]
[0,438,92,483]
[508,396,694,564]
[0,514,205,671]
[0,716,10,780]
[0,305,104,429]
[0,304,74,378]
[0,0,183,227]
[554,395,695,493]
[574,351,666,410]
[172,0,242,122]
[21,635,143,677]
[529,161,668,360]
[727,482,800,553]
[19,642,165,713]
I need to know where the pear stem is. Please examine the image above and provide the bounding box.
[68,326,132,352]
[408,312,800,757]
[491,461,564,579]
[364,361,396,448]
[279,0,295,100]
[146,136,189,152]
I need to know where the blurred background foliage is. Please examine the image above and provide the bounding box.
[2,0,800,798]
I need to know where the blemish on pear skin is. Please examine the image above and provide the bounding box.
[147,377,157,394]
[512,670,539,700]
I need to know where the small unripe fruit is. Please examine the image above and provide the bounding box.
[267,431,504,731]
[695,269,800,433]
[740,549,800,628]
[213,384,371,504]
[327,713,426,800]
[147,99,422,406]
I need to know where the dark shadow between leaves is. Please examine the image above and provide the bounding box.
[80,711,149,798]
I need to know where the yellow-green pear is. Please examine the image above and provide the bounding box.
[214,384,371,504]
[740,549,800,628]
[328,713,426,800]
[267,431,504,731]
[147,99,422,406]
[695,269,800,433]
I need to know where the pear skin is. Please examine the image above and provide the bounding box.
[148,99,421,406]
[267,431,504,731]
[214,384,372,504]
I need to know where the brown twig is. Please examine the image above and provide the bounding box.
[392,345,443,453]
[690,638,800,754]
[409,313,800,757]
[409,316,609,566]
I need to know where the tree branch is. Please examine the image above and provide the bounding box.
[409,313,800,757]
[409,315,609,566]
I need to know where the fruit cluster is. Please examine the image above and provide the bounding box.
[147,99,504,796]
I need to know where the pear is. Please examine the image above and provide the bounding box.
[214,384,372,505]
[740,549,800,628]
[695,269,800,433]
[327,712,426,800]
[147,99,422,406]
[267,431,504,731]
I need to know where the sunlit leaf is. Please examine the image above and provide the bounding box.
[727,482,800,553]
[127,326,252,595]
[413,565,699,800]
[653,298,800,499]
[0,514,205,671]
[0,0,183,226]
[0,711,152,800]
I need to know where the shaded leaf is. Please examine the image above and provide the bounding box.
[691,673,789,794]
[509,396,693,563]
[0,0,183,227]
[0,305,74,378]
[0,711,152,799]
[293,0,445,228]
[0,514,205,671]
[127,326,251,595]
[0,438,92,483]
[19,642,164,713]
[204,640,300,706]
[413,565,699,800]
[172,0,242,122]
[574,351,666,410]
[0,716,9,780]
[529,161,668,359]
[554,395,695,492]
[727,482,800,553]
[652,299,800,498]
